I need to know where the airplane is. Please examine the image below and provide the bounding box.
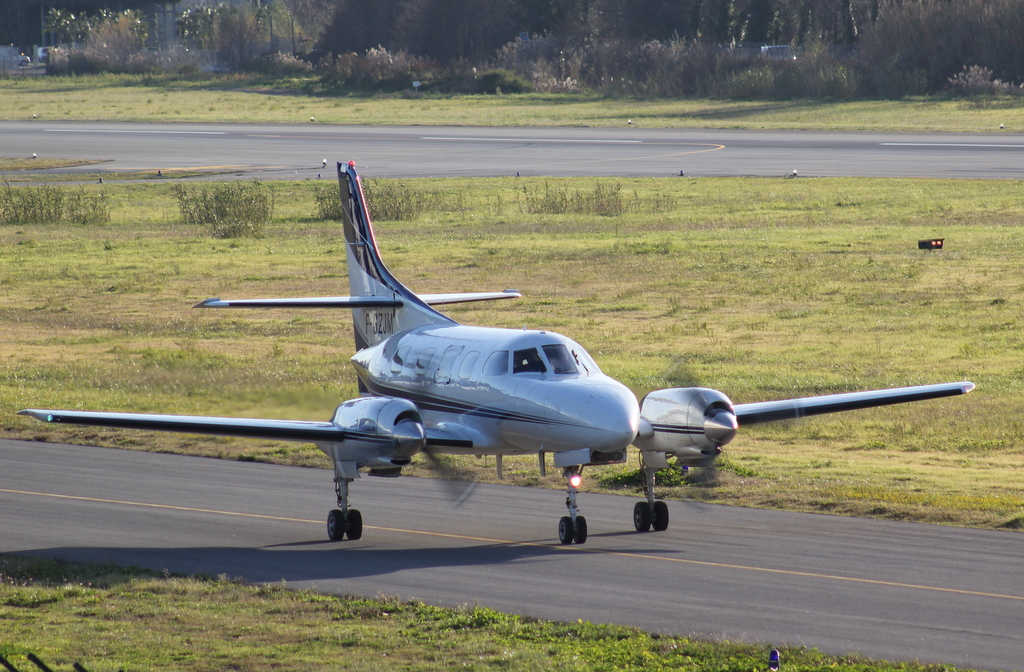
[20,161,975,545]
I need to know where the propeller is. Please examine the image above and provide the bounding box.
[420,450,478,506]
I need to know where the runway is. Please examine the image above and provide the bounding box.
[1,439,1021,671]
[3,121,1024,179]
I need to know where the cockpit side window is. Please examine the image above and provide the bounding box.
[542,344,578,374]
[513,348,547,374]
[482,350,509,376]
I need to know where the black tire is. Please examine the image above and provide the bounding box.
[558,516,574,544]
[573,515,588,544]
[345,509,363,540]
[327,509,346,541]
[652,500,669,531]
[633,501,652,532]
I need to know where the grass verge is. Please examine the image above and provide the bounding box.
[2,74,1024,131]
[1,175,1022,530]
[0,554,978,672]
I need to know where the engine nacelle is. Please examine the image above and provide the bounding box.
[323,397,426,469]
[634,387,738,467]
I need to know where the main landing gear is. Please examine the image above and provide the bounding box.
[558,466,588,544]
[633,453,669,533]
[327,471,363,541]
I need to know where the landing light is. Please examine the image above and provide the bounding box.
[569,474,582,488]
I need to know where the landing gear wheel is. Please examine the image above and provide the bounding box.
[652,500,669,532]
[573,516,588,544]
[633,501,652,532]
[558,516,574,544]
[345,509,363,540]
[327,509,346,541]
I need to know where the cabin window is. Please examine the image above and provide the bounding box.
[458,351,480,379]
[391,346,410,375]
[435,346,462,383]
[513,348,547,374]
[415,348,436,376]
[482,350,509,376]
[542,344,578,374]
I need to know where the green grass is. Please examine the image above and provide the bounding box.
[1,176,1022,529]
[0,554,981,672]
[2,73,1024,131]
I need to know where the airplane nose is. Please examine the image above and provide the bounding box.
[562,381,640,451]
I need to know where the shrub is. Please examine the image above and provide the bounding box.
[474,69,533,94]
[361,180,423,221]
[172,180,273,238]
[0,184,110,225]
[313,185,345,221]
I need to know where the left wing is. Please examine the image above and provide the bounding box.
[733,381,975,426]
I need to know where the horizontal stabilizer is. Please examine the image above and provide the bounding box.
[734,381,974,426]
[194,290,519,310]
[195,297,402,309]
[419,290,521,306]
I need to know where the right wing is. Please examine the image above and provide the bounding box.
[17,408,470,449]
[18,409,350,443]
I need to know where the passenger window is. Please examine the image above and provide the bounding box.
[459,351,480,379]
[513,348,547,374]
[482,350,509,376]
[542,344,577,374]
[391,346,410,375]
[435,347,462,382]
[415,348,436,376]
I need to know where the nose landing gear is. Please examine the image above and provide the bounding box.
[558,466,588,544]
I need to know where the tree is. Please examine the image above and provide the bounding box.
[393,0,519,62]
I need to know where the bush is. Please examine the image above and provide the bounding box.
[172,180,273,238]
[0,184,110,225]
[313,185,345,221]
[474,69,533,94]
[361,180,423,221]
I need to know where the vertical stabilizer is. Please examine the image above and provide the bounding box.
[338,162,455,351]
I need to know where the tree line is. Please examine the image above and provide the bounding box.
[37,0,1024,99]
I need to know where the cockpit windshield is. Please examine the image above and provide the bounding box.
[542,344,578,374]
[513,348,547,374]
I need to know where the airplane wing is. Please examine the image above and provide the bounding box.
[17,408,471,449]
[733,381,975,426]
[194,290,520,310]
[18,409,351,442]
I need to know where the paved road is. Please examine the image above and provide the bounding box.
[1,439,1021,671]
[3,121,1024,179]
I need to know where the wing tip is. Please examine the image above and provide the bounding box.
[194,298,222,308]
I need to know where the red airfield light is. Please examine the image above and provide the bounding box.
[348,160,356,167]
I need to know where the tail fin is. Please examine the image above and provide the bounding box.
[338,161,455,350]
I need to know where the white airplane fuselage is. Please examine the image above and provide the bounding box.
[350,324,641,457]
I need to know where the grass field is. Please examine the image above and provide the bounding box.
[3,73,1024,131]
[1,175,1022,530]
[0,554,980,672]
